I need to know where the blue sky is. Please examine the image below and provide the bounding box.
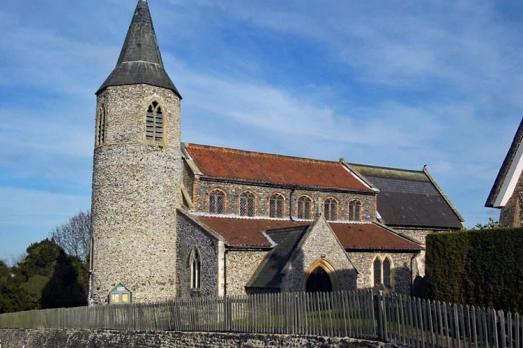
[1,0,522,261]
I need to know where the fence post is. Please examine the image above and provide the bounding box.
[373,290,386,341]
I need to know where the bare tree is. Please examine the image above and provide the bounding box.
[50,211,91,263]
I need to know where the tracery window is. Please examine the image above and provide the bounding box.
[189,249,201,290]
[323,198,338,221]
[240,191,256,217]
[269,193,285,218]
[349,200,362,221]
[146,101,163,142]
[297,196,312,219]
[209,190,225,214]
[373,257,392,288]
[96,105,106,146]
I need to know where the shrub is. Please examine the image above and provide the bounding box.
[426,228,523,312]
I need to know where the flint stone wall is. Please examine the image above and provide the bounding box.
[0,329,398,348]
[176,212,220,298]
[90,84,182,305]
[283,218,357,292]
[347,252,415,295]
[226,250,268,296]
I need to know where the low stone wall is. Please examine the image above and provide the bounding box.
[0,329,398,348]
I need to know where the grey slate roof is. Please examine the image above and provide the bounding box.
[485,117,523,208]
[246,227,309,290]
[350,164,463,229]
[97,0,181,97]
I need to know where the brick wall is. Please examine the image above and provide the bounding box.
[192,179,376,222]
[499,175,523,227]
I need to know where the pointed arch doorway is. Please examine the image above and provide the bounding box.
[305,259,336,292]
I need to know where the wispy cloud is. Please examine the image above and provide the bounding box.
[0,0,521,258]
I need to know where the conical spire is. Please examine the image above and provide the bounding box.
[97,0,181,97]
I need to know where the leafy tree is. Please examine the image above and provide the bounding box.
[50,211,91,263]
[0,239,88,313]
[472,217,499,230]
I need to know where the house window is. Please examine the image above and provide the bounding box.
[373,258,382,287]
[209,190,225,214]
[96,105,106,146]
[240,192,255,216]
[269,193,284,218]
[146,101,163,142]
[323,198,338,221]
[349,200,362,221]
[297,196,312,219]
[189,249,201,290]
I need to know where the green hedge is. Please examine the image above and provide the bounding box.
[426,227,523,312]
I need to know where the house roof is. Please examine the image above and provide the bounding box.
[247,226,309,289]
[97,0,181,97]
[184,143,372,192]
[350,164,463,229]
[485,117,523,208]
[188,214,422,251]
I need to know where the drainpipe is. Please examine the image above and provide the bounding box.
[289,188,296,221]
[410,254,417,296]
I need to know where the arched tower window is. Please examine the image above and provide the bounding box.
[96,105,106,146]
[269,193,285,218]
[297,196,312,219]
[323,198,338,221]
[209,190,225,214]
[189,249,201,290]
[146,101,163,142]
[349,200,362,221]
[240,191,256,217]
[373,258,382,287]
[383,257,392,288]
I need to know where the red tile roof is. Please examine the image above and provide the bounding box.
[185,143,371,191]
[330,222,421,251]
[194,215,308,247]
[191,215,421,251]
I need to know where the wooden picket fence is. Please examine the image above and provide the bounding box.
[0,290,521,347]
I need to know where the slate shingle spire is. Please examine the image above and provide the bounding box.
[97,0,181,97]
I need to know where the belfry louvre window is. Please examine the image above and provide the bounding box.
[269,193,284,218]
[240,192,255,217]
[209,190,225,214]
[323,198,338,221]
[96,105,106,146]
[190,249,201,290]
[146,101,163,142]
[297,196,312,219]
[349,200,362,221]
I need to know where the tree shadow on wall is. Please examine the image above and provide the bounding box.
[41,251,88,308]
[412,276,428,298]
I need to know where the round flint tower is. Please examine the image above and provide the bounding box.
[89,0,182,304]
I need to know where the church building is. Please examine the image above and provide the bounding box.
[88,0,463,305]
[486,118,523,227]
